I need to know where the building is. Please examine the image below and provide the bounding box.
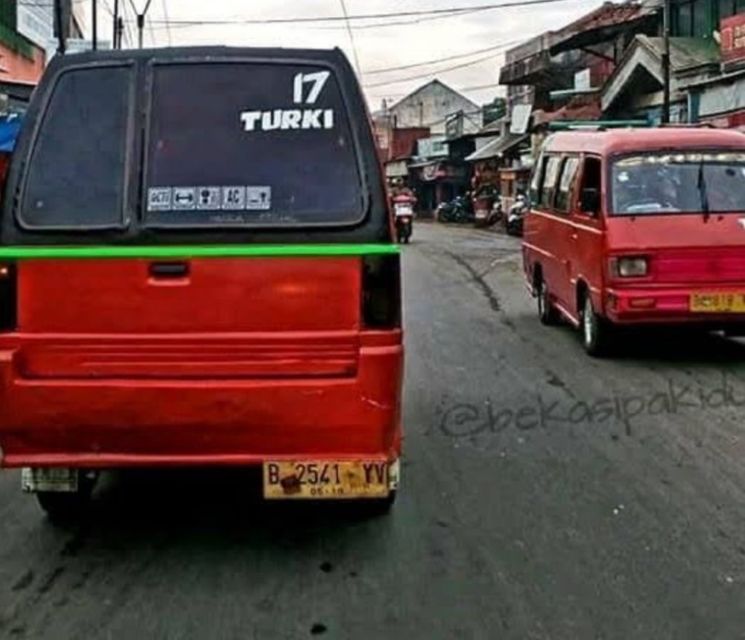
[0,0,84,92]
[376,79,480,135]
[372,80,483,214]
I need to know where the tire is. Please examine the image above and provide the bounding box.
[581,293,614,357]
[36,475,95,524]
[536,277,559,325]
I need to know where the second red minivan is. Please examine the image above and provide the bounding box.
[523,128,745,356]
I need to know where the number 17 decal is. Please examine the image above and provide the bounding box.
[293,71,330,105]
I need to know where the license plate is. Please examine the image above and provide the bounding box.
[263,460,389,500]
[21,468,79,493]
[690,292,745,313]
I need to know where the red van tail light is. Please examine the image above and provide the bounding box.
[362,255,401,329]
[0,262,16,332]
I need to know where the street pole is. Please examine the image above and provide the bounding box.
[661,0,671,124]
[134,0,154,49]
[54,0,66,54]
[92,0,98,50]
[113,0,119,49]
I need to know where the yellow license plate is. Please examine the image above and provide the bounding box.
[690,292,745,313]
[263,460,390,500]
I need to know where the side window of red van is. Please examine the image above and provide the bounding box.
[556,157,579,212]
[578,156,602,217]
[529,154,545,205]
[540,156,562,209]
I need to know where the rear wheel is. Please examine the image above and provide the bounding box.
[536,276,559,325]
[581,293,614,357]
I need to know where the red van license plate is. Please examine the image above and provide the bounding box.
[690,293,745,313]
[263,461,389,499]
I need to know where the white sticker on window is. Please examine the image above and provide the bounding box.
[197,186,221,210]
[148,187,172,211]
[222,186,246,210]
[246,186,271,211]
[173,187,197,210]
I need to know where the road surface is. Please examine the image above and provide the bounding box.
[2,222,745,639]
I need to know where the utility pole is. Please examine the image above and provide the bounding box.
[54,0,66,54]
[112,0,119,49]
[92,0,98,50]
[132,0,154,49]
[661,0,671,124]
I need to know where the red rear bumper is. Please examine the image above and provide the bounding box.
[605,286,745,325]
[0,333,403,469]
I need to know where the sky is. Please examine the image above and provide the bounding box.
[90,0,604,109]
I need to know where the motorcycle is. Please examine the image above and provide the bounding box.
[506,194,528,237]
[393,199,414,244]
[436,196,474,224]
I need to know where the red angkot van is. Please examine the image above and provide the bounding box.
[523,128,745,356]
[0,47,403,518]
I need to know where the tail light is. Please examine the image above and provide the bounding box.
[362,255,401,329]
[0,262,17,331]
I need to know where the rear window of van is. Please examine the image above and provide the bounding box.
[18,61,365,230]
[144,62,365,227]
[19,65,133,230]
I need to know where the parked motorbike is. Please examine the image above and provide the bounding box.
[474,196,503,228]
[436,196,474,224]
[506,194,528,237]
[394,200,414,244]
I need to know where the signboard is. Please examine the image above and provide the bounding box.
[17,5,54,49]
[417,136,448,159]
[721,14,745,69]
[510,104,532,135]
[445,112,464,140]
[574,68,591,91]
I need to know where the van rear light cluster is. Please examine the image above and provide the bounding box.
[0,262,17,331]
[362,255,401,329]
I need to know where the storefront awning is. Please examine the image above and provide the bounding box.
[465,133,530,162]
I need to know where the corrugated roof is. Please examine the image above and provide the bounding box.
[465,133,530,162]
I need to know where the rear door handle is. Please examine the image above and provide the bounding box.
[149,261,190,279]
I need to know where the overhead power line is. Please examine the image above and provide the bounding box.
[144,0,581,27]
[363,52,503,89]
[339,0,363,79]
[364,39,524,75]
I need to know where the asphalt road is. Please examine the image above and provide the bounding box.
[3,222,745,639]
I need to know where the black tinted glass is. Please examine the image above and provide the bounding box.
[20,66,131,228]
[145,62,364,226]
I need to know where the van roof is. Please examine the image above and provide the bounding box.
[50,45,347,65]
[544,128,745,156]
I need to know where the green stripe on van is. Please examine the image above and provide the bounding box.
[0,244,400,260]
